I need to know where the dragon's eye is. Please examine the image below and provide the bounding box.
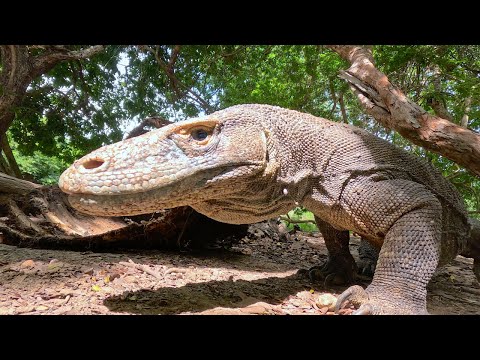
[191,128,209,141]
[189,126,213,143]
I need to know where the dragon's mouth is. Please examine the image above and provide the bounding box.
[65,162,266,216]
[59,159,263,196]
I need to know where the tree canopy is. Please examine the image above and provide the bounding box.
[1,45,479,215]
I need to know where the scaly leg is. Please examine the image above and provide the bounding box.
[308,216,357,285]
[336,180,442,314]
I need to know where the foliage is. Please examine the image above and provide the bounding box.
[283,208,318,232]
[14,149,69,185]
[8,135,72,185]
[7,46,127,164]
[3,45,480,215]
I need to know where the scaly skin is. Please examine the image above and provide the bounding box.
[59,104,479,314]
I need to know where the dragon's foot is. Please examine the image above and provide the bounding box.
[356,258,376,278]
[335,285,428,315]
[357,238,379,278]
[307,255,357,285]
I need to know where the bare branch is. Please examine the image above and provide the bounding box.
[119,259,163,280]
[328,79,338,118]
[0,172,41,195]
[1,136,22,178]
[31,45,105,78]
[328,45,480,178]
[138,45,214,113]
[338,92,348,124]
[1,45,106,139]
[168,45,181,70]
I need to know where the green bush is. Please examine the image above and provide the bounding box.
[282,207,318,232]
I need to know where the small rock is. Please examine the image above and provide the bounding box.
[21,260,35,268]
[316,293,337,311]
[35,305,49,311]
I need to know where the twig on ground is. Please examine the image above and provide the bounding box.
[119,259,163,280]
[279,216,316,225]
[165,267,188,275]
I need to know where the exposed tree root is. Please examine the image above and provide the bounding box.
[0,173,248,251]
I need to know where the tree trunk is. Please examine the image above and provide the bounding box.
[0,153,12,175]
[0,172,41,194]
[328,45,480,178]
[0,46,34,141]
[1,136,22,178]
[0,45,105,160]
[0,172,248,250]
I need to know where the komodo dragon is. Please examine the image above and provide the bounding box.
[59,104,480,315]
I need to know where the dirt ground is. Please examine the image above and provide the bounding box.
[1,227,479,315]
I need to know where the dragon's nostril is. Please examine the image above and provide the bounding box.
[82,159,105,170]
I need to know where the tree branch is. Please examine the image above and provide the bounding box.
[168,45,181,70]
[0,153,11,175]
[0,172,41,195]
[328,79,338,118]
[461,96,472,128]
[338,92,348,124]
[31,45,105,78]
[328,45,480,178]
[0,45,106,141]
[1,136,22,178]
[138,45,214,113]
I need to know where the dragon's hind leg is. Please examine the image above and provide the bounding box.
[336,180,442,314]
